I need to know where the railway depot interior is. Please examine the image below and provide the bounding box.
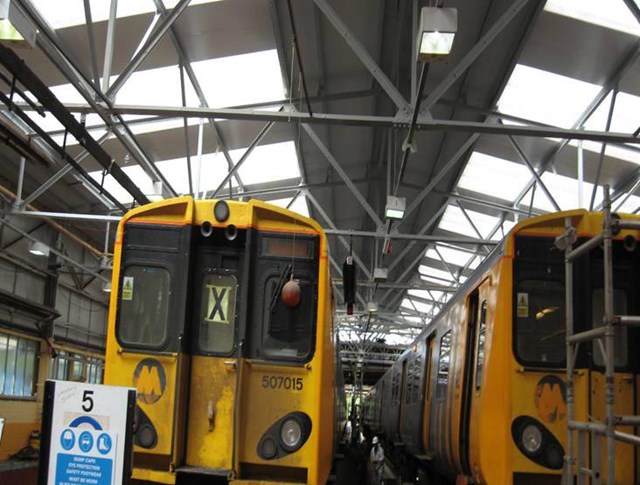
[0,1,639,484]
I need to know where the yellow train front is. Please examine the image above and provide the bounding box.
[363,209,640,484]
[104,197,338,485]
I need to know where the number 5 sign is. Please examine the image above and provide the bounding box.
[38,380,136,485]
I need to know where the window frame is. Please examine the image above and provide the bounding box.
[0,332,39,399]
[436,329,452,401]
[116,262,173,351]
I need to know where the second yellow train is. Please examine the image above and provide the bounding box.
[364,208,640,484]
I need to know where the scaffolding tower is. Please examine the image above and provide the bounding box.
[559,186,640,484]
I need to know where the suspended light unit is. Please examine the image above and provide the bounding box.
[385,196,406,220]
[417,7,457,62]
[29,241,49,257]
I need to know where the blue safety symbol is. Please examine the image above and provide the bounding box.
[60,429,75,450]
[97,433,112,455]
[69,415,103,430]
[78,431,94,453]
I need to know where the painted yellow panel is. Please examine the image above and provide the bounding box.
[186,356,236,469]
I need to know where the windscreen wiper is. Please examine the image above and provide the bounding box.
[269,263,292,313]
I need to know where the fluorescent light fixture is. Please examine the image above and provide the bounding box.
[373,267,388,281]
[417,7,457,62]
[385,196,406,220]
[29,241,49,256]
[366,301,378,313]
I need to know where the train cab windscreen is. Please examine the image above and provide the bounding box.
[513,236,565,367]
[118,265,171,347]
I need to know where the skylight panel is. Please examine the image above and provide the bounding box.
[191,51,285,108]
[401,298,432,314]
[457,151,531,201]
[425,245,476,268]
[614,193,640,213]
[498,64,601,128]
[545,0,640,36]
[266,196,310,218]
[113,50,284,109]
[235,141,300,185]
[491,220,516,241]
[89,165,154,203]
[407,289,439,301]
[439,205,500,239]
[31,0,221,30]
[520,172,604,212]
[155,152,239,197]
[419,264,458,284]
[583,92,640,134]
[114,65,198,107]
[568,140,640,166]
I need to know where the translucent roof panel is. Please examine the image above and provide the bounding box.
[115,51,285,108]
[89,140,300,203]
[498,64,601,128]
[400,298,433,315]
[457,151,531,201]
[583,91,640,134]
[425,245,478,269]
[267,196,310,218]
[32,0,221,30]
[614,193,640,213]
[234,141,300,185]
[44,49,284,112]
[89,165,154,203]
[520,172,604,212]
[438,205,501,239]
[545,0,640,36]
[418,264,459,284]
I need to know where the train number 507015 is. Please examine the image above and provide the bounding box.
[262,375,303,391]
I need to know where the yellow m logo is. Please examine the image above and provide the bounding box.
[133,359,166,404]
[535,376,567,423]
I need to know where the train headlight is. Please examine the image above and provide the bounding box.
[257,412,311,459]
[521,424,542,455]
[280,418,303,451]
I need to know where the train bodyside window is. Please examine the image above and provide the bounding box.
[475,300,487,390]
[436,330,452,400]
[118,265,171,348]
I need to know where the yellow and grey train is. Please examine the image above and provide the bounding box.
[104,196,344,485]
[363,209,640,484]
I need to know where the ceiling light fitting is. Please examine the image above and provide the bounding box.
[0,0,36,47]
[385,196,406,220]
[29,241,49,257]
[417,7,457,62]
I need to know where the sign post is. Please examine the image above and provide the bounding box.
[38,380,136,485]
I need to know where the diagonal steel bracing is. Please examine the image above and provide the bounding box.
[153,0,246,192]
[311,0,411,115]
[106,0,191,98]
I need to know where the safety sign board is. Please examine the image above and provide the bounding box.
[38,380,136,485]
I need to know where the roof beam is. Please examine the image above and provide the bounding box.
[69,104,640,144]
[311,0,411,114]
[303,124,383,227]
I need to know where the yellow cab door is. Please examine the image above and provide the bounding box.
[184,236,246,472]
